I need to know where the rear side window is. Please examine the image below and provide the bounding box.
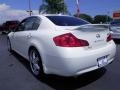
[46,16,89,26]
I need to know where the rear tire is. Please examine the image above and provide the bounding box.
[29,48,44,78]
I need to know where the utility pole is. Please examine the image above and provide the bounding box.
[42,0,44,4]
[27,0,32,16]
[76,0,80,17]
[107,11,110,24]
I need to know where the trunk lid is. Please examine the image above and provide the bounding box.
[56,24,110,49]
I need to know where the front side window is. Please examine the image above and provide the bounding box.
[46,16,89,26]
[16,17,40,32]
[24,17,40,30]
[16,20,26,31]
[24,19,33,30]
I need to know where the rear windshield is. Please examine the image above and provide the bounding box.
[46,16,89,26]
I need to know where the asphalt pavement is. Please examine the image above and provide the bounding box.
[0,35,120,90]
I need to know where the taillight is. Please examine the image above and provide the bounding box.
[53,33,89,47]
[107,34,112,42]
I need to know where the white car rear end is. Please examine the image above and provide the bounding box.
[43,23,116,76]
[8,15,116,77]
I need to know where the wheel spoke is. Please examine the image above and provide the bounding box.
[31,52,35,60]
[33,64,40,70]
[33,57,39,63]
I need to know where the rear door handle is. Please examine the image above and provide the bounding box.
[26,34,32,39]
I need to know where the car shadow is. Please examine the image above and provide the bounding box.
[114,39,120,44]
[11,51,31,72]
[40,68,106,90]
[11,51,106,90]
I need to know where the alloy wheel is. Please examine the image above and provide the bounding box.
[29,49,42,76]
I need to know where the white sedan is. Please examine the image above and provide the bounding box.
[7,15,116,77]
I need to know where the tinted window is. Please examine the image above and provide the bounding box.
[16,20,26,31]
[46,16,89,26]
[24,18,33,30]
[32,18,40,30]
[16,17,40,31]
[24,17,40,30]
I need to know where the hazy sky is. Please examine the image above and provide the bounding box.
[0,0,120,23]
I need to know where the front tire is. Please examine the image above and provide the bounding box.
[7,37,12,52]
[29,48,44,78]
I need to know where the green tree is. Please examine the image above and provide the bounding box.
[39,0,67,14]
[93,15,112,24]
[74,13,93,23]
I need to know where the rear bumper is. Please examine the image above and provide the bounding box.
[43,41,116,76]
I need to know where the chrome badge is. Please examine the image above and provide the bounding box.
[96,34,100,38]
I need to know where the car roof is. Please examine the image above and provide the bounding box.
[31,14,70,18]
[42,14,69,16]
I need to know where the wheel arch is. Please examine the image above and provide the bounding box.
[28,45,46,73]
[28,45,42,59]
[28,38,48,74]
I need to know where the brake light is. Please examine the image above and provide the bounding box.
[107,34,112,42]
[53,33,89,47]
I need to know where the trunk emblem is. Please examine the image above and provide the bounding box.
[96,34,100,38]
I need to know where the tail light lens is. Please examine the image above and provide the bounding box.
[53,33,89,47]
[107,34,112,42]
